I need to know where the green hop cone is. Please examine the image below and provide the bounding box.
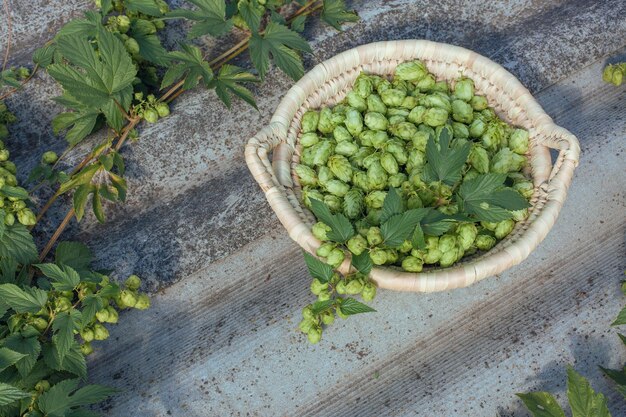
[400,96,419,110]
[388,173,407,188]
[454,77,474,102]
[333,126,352,143]
[335,280,347,294]
[343,188,365,219]
[421,93,451,111]
[511,208,529,222]
[80,342,94,355]
[346,91,367,112]
[125,274,142,291]
[347,235,368,256]
[475,234,496,251]
[17,209,36,226]
[316,242,335,258]
[156,103,170,118]
[318,166,334,185]
[367,161,388,190]
[423,108,449,127]
[32,317,48,332]
[494,219,515,239]
[364,112,388,131]
[424,248,443,264]
[380,89,406,107]
[345,279,364,295]
[0,149,10,162]
[80,328,95,342]
[439,250,457,267]
[302,305,314,320]
[402,256,424,272]
[468,145,490,174]
[326,248,345,268]
[124,37,140,55]
[456,223,478,250]
[344,108,364,137]
[41,151,58,164]
[299,318,314,333]
[438,235,457,253]
[55,297,72,312]
[301,111,319,133]
[320,310,335,325]
[491,148,526,173]
[469,117,486,138]
[480,221,498,231]
[365,191,387,209]
[369,247,388,265]
[335,140,359,157]
[380,152,399,175]
[481,122,505,150]
[411,131,429,153]
[120,290,138,308]
[361,282,376,302]
[310,278,328,295]
[117,15,131,33]
[354,74,373,98]
[328,155,353,183]
[513,180,534,199]
[317,290,331,302]
[34,380,50,393]
[95,308,110,323]
[312,222,331,241]
[452,122,469,139]
[509,129,529,155]
[317,108,335,133]
[352,170,370,191]
[408,105,427,124]
[0,124,8,140]
[312,141,334,166]
[471,95,488,110]
[105,306,119,324]
[323,194,342,213]
[134,294,150,310]
[324,179,350,197]
[451,99,473,124]
[395,60,428,81]
[143,108,159,123]
[300,132,319,148]
[389,121,418,141]
[302,187,324,209]
[307,325,322,344]
[367,94,387,113]
[93,323,110,341]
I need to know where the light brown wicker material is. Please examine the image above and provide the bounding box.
[245,40,580,293]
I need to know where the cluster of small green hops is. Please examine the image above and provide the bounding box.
[298,61,532,272]
[299,271,376,344]
[96,0,169,87]
[133,92,170,123]
[0,100,19,140]
[603,63,626,86]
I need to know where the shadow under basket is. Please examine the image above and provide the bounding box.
[245,40,580,293]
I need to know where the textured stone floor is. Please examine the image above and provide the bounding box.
[1,1,625,416]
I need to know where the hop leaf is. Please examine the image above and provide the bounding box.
[302,251,334,284]
[0,383,30,407]
[249,21,312,80]
[321,0,359,30]
[238,0,264,32]
[457,173,530,222]
[208,64,258,109]
[338,298,376,315]
[167,0,233,38]
[422,126,470,186]
[309,198,354,243]
[161,43,213,90]
[125,0,165,17]
[38,379,117,416]
[516,392,566,417]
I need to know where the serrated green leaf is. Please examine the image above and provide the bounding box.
[56,12,100,39]
[612,306,626,326]
[36,263,81,291]
[339,298,376,315]
[55,241,94,272]
[33,44,57,68]
[52,110,100,146]
[38,379,80,416]
[351,250,372,275]
[0,69,21,89]
[248,21,311,80]
[310,198,354,243]
[381,208,430,247]
[92,190,105,223]
[0,348,27,373]
[209,64,258,109]
[52,309,82,362]
[129,20,169,65]
[411,223,426,249]
[310,299,334,315]
[567,366,610,417]
[0,284,47,314]
[517,392,566,417]
[2,333,41,378]
[290,15,307,32]
[168,0,233,38]
[238,0,264,32]
[59,164,100,195]
[61,344,88,379]
[423,128,470,186]
[303,251,334,283]
[165,43,213,90]
[73,184,95,222]
[0,383,30,407]
[0,255,17,284]
[47,64,111,108]
[125,0,163,16]
[0,186,29,200]
[619,333,626,346]
[79,295,103,329]
[457,173,528,222]
[321,0,359,30]
[0,224,38,264]
[380,188,404,225]
[601,366,626,400]
[67,384,118,407]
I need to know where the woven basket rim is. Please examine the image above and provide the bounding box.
[245,39,580,293]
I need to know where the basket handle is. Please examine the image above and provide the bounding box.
[540,125,581,203]
[245,123,285,193]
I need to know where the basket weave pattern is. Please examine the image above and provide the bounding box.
[245,40,580,293]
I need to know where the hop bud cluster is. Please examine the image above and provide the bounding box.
[134,92,170,124]
[296,60,532,273]
[603,63,626,87]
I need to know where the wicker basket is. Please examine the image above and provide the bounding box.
[245,40,580,293]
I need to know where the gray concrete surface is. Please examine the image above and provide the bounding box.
[1,1,626,416]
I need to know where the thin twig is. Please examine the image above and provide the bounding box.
[1,0,12,71]
[39,207,74,261]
